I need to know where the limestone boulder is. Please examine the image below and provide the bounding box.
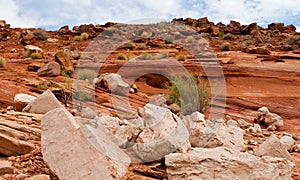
[255,134,293,161]
[54,51,74,73]
[37,62,61,77]
[42,108,130,180]
[165,147,294,180]
[133,104,190,162]
[23,90,63,114]
[97,73,130,96]
[14,93,36,111]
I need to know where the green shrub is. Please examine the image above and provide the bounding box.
[176,54,186,61]
[0,57,6,67]
[220,42,231,51]
[140,52,153,60]
[74,35,83,41]
[81,32,89,40]
[33,28,48,41]
[117,53,127,60]
[186,36,195,43]
[126,52,135,59]
[77,69,97,83]
[121,42,136,50]
[219,31,225,39]
[36,81,49,91]
[223,33,235,40]
[165,76,209,114]
[30,52,43,59]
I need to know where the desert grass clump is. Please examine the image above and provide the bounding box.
[186,36,195,43]
[74,35,83,41]
[117,53,127,60]
[223,33,235,40]
[176,54,186,61]
[77,69,97,83]
[165,76,210,114]
[81,32,89,40]
[140,52,153,60]
[33,28,48,41]
[220,42,231,51]
[0,57,6,67]
[30,52,43,59]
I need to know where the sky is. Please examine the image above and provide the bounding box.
[0,0,300,31]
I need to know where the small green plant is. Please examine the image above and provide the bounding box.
[74,35,83,41]
[220,42,231,51]
[33,28,48,41]
[121,41,136,50]
[186,36,195,43]
[219,31,225,39]
[176,54,186,61]
[140,52,153,60]
[126,52,135,59]
[223,33,235,40]
[30,52,43,59]
[165,76,210,114]
[77,69,97,83]
[36,81,49,91]
[117,53,127,60]
[0,57,6,68]
[81,32,89,40]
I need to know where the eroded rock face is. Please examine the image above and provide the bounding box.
[42,108,130,180]
[23,90,63,114]
[0,116,40,156]
[165,147,294,180]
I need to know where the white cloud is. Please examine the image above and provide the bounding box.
[0,0,299,31]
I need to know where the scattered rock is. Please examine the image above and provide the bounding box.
[255,134,292,161]
[14,93,36,111]
[181,112,205,147]
[0,161,14,175]
[201,119,245,151]
[97,73,130,96]
[237,118,252,129]
[23,90,63,114]
[28,63,43,72]
[226,119,239,127]
[24,174,49,180]
[148,94,167,107]
[243,46,271,55]
[23,45,42,58]
[280,135,295,151]
[81,107,98,119]
[37,62,61,77]
[254,107,284,129]
[165,147,294,180]
[42,108,130,179]
[168,103,181,114]
[54,51,74,73]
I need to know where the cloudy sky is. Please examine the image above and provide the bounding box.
[0,0,300,31]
